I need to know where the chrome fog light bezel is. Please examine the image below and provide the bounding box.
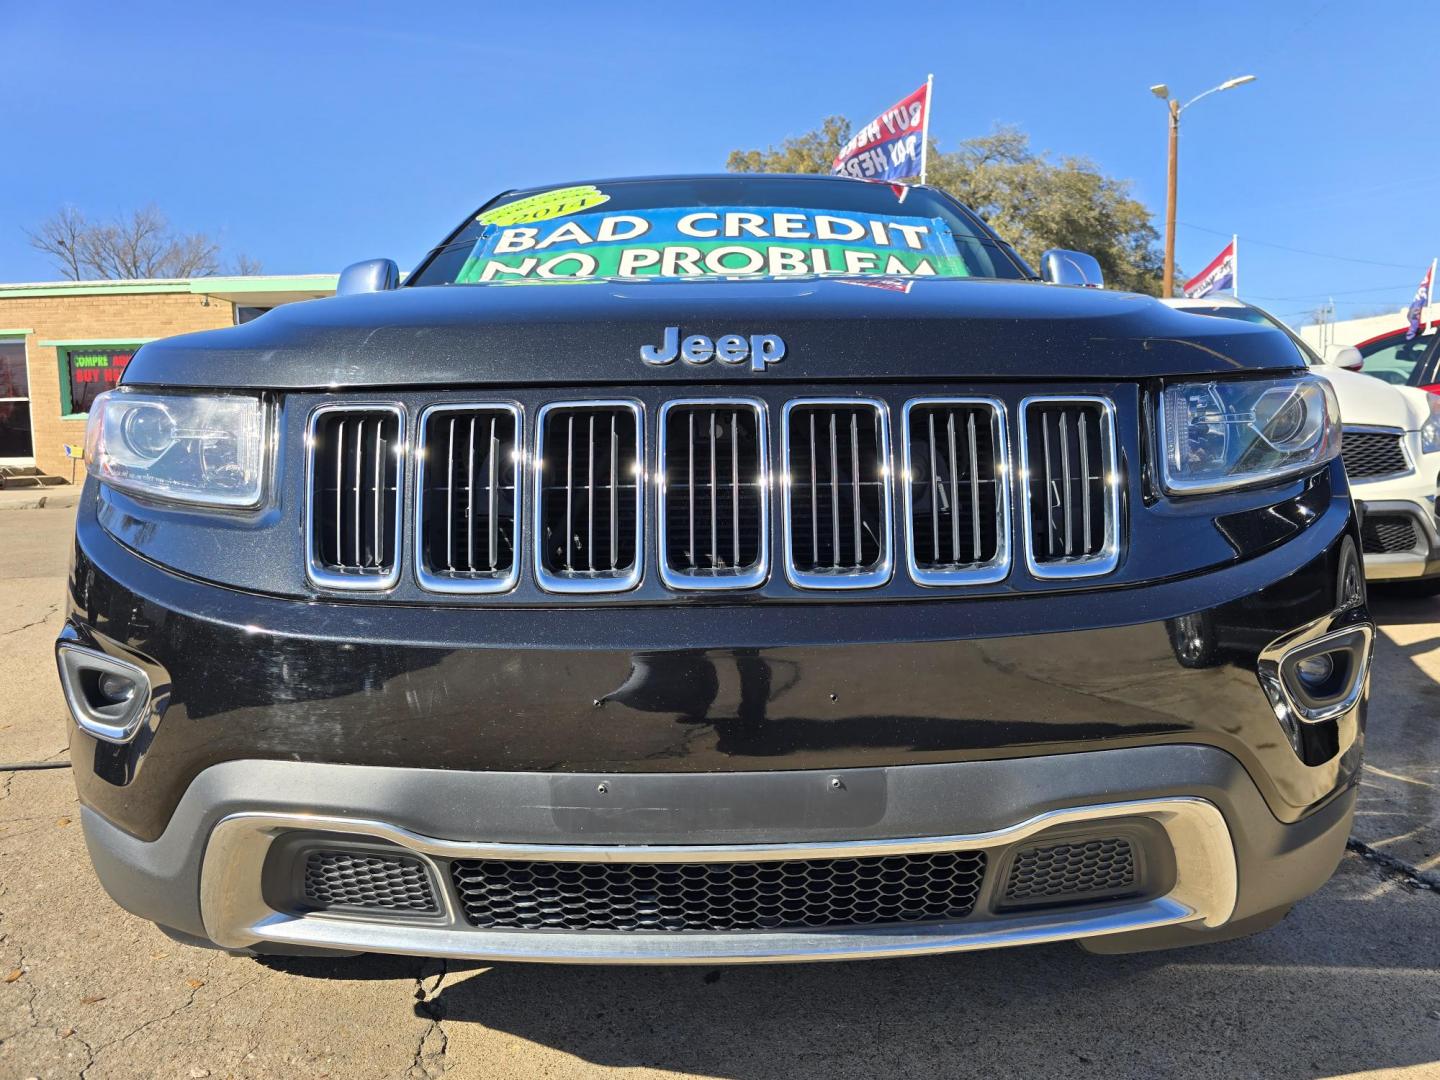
[55,642,153,744]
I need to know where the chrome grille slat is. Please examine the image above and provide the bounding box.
[416,404,520,594]
[901,398,1010,587]
[307,404,403,591]
[659,399,768,590]
[1020,396,1119,579]
[536,401,642,593]
[783,399,892,589]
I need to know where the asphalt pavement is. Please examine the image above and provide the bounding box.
[2,501,1438,1079]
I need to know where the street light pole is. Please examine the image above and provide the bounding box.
[1164,98,1179,298]
[1150,75,1256,297]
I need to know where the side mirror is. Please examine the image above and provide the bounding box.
[1039,249,1105,288]
[1326,345,1364,372]
[336,258,399,297]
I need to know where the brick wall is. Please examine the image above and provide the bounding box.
[0,293,233,479]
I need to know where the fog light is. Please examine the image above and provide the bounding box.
[97,671,136,704]
[1294,653,1335,689]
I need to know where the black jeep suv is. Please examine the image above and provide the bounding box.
[58,174,1371,963]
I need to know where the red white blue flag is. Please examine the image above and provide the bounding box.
[832,78,932,183]
[1406,259,1435,340]
[1183,238,1238,299]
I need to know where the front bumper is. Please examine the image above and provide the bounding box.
[63,468,1369,961]
[80,748,1355,963]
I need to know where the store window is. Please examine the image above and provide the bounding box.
[61,346,135,417]
[235,306,272,324]
[0,339,33,461]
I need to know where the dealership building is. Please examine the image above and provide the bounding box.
[0,275,336,483]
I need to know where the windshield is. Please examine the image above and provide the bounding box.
[1182,303,1323,366]
[409,176,1028,286]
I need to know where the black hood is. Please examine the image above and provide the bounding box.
[124,276,1301,390]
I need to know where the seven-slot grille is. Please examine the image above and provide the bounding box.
[902,399,1009,585]
[307,405,403,589]
[782,400,892,588]
[304,394,1130,593]
[1020,398,1119,578]
[1341,429,1409,479]
[659,401,768,589]
[416,405,520,592]
[534,402,642,592]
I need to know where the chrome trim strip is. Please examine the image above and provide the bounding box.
[304,403,406,592]
[413,402,523,595]
[1018,395,1121,580]
[200,797,1236,963]
[780,397,894,590]
[900,397,1012,587]
[532,400,644,594]
[656,398,770,591]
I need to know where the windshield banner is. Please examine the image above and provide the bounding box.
[455,206,967,282]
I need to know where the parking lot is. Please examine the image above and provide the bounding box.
[2,499,1437,1080]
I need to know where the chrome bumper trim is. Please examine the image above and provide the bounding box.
[200,797,1236,964]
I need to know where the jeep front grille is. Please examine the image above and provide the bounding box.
[781,399,893,589]
[658,400,768,589]
[1019,397,1119,578]
[450,849,986,933]
[902,398,1010,585]
[306,405,404,590]
[1341,429,1409,480]
[416,405,520,593]
[534,401,642,592]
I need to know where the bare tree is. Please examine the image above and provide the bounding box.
[231,252,264,275]
[26,205,228,280]
[23,206,89,280]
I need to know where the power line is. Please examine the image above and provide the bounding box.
[1179,221,1419,270]
[1245,282,1411,301]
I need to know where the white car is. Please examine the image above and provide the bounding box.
[1164,297,1440,594]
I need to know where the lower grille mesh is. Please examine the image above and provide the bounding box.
[451,850,986,932]
[303,850,439,913]
[1003,837,1136,905]
[1361,514,1420,554]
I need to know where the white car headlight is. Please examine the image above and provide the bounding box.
[1420,394,1440,455]
[83,391,269,507]
[1159,374,1341,495]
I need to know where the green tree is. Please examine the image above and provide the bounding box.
[726,116,851,175]
[727,122,1167,295]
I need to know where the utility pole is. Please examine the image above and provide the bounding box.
[1164,99,1179,297]
[1150,75,1256,297]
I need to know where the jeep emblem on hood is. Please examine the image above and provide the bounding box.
[641,327,785,372]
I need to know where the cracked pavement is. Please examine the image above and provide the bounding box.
[2,506,1439,1078]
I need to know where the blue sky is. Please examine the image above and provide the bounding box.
[1,2,1431,327]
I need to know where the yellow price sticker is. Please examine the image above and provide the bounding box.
[477,185,611,226]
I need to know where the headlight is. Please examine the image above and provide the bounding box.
[83,391,268,507]
[1420,394,1440,455]
[1159,374,1340,494]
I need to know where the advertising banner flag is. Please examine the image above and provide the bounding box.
[1183,237,1238,299]
[1406,259,1436,340]
[831,77,932,183]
